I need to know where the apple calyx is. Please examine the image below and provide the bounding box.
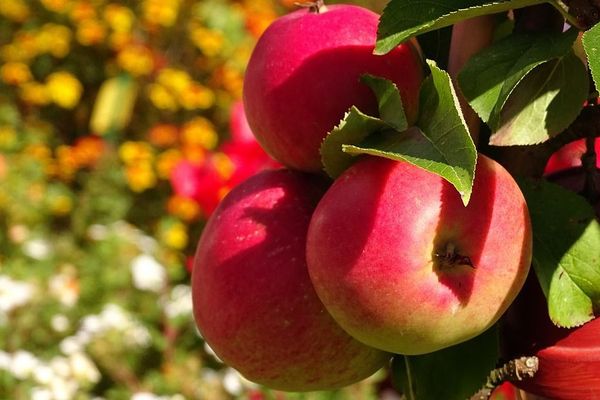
[434,242,474,269]
[294,0,327,13]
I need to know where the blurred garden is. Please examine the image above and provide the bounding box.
[0,0,388,399]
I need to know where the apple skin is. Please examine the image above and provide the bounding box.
[500,272,600,400]
[306,155,532,355]
[544,138,600,175]
[243,5,423,172]
[191,169,390,391]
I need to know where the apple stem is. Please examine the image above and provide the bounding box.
[469,356,539,400]
[294,0,327,13]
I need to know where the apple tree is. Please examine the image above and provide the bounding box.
[369,1,600,399]
[191,1,600,399]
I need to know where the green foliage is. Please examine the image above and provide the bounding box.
[322,63,476,205]
[376,0,548,54]
[518,179,600,328]
[392,326,499,400]
[458,29,587,145]
[583,22,600,92]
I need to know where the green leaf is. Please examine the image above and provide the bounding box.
[360,74,408,131]
[321,62,476,205]
[414,61,477,205]
[458,29,579,127]
[320,107,387,178]
[376,0,548,55]
[518,178,600,328]
[583,22,600,92]
[392,326,499,400]
[491,52,588,145]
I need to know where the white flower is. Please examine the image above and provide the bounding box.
[222,368,244,396]
[130,254,167,292]
[30,387,53,400]
[49,377,78,400]
[0,275,36,315]
[162,285,193,319]
[131,393,161,400]
[100,303,130,329]
[10,350,40,379]
[49,356,72,378]
[87,224,109,240]
[69,352,100,383]
[48,271,79,307]
[51,314,70,333]
[59,336,83,355]
[32,364,54,385]
[81,315,102,335]
[22,238,52,260]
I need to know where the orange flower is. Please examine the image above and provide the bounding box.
[119,141,154,165]
[156,149,183,179]
[19,82,50,106]
[0,62,32,85]
[180,83,215,110]
[104,4,134,33]
[76,18,107,46]
[117,44,154,76]
[0,0,30,22]
[73,136,105,167]
[166,195,202,222]
[148,124,179,148]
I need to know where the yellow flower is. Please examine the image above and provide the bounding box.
[212,152,235,180]
[19,82,50,106]
[119,141,154,165]
[49,194,73,216]
[0,126,17,150]
[157,68,191,95]
[24,143,53,163]
[219,64,244,99]
[45,71,83,109]
[167,195,202,222]
[37,24,72,58]
[40,0,71,13]
[190,26,224,57]
[0,62,32,85]
[180,83,215,110]
[76,18,107,46]
[117,44,154,76]
[0,0,30,22]
[161,221,188,250]
[125,162,157,192]
[104,4,134,33]
[142,0,181,28]
[147,83,177,111]
[156,149,182,179]
[181,117,218,150]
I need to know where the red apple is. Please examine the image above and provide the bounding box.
[500,272,600,400]
[229,101,256,144]
[191,169,390,391]
[544,138,600,175]
[243,4,423,172]
[306,155,532,355]
[489,382,520,400]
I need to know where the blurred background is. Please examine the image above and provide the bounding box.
[0,0,392,399]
